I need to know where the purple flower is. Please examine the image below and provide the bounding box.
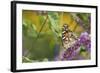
[79,32,90,43]
[61,43,81,60]
[86,43,91,52]
[79,32,91,52]
[60,32,91,60]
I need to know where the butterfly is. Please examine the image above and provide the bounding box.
[62,24,78,49]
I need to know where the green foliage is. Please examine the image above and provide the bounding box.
[23,20,37,38]
[22,56,33,63]
[76,13,90,26]
[48,12,62,38]
[22,12,62,62]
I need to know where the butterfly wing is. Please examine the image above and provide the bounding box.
[62,24,78,49]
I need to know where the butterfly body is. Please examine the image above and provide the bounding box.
[62,24,78,49]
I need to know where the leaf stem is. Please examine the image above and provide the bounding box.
[36,15,48,40]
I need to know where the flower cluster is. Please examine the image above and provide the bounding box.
[61,32,91,60]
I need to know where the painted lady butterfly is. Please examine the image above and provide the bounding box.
[62,24,78,49]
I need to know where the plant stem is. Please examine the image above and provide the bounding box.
[70,13,85,30]
[36,15,48,40]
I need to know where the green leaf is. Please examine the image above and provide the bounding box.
[48,12,61,38]
[23,19,38,38]
[22,56,33,63]
[80,46,86,53]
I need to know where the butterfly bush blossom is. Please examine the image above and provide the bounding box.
[60,32,91,60]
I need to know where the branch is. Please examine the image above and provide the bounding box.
[36,15,48,40]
